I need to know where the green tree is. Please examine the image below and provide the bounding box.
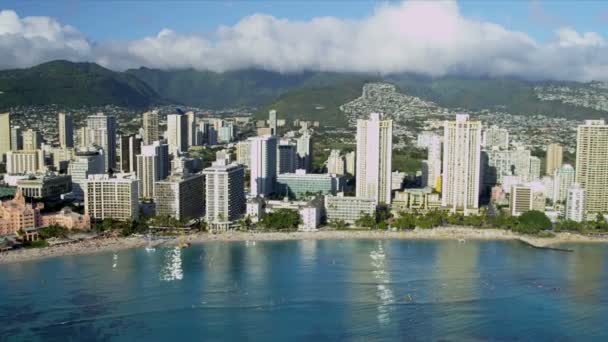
[38,224,69,239]
[514,210,552,234]
[328,219,348,230]
[355,213,376,229]
[555,219,583,232]
[393,212,416,230]
[259,209,300,230]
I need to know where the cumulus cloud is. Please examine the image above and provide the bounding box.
[1,2,608,81]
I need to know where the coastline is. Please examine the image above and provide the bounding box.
[1,227,608,265]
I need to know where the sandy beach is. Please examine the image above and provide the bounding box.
[2,227,608,265]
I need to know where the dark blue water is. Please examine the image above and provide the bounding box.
[2,239,608,341]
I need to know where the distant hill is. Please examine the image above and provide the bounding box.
[0,60,606,124]
[0,61,159,109]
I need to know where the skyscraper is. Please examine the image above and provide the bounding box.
[356,113,393,204]
[277,140,297,174]
[203,158,246,231]
[68,148,105,200]
[442,114,482,215]
[249,135,277,196]
[85,174,139,222]
[296,131,313,172]
[186,111,198,147]
[58,112,74,148]
[552,164,575,203]
[575,120,608,218]
[326,150,346,175]
[86,113,117,171]
[136,141,169,199]
[119,135,142,173]
[10,126,22,151]
[166,113,188,155]
[545,143,563,176]
[155,172,205,221]
[142,110,159,145]
[269,110,277,136]
[423,134,442,190]
[22,129,42,151]
[0,113,10,160]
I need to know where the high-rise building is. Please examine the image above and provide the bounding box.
[85,174,139,222]
[249,135,277,196]
[142,110,159,145]
[423,134,442,189]
[442,114,482,214]
[566,183,586,222]
[277,140,297,174]
[22,129,42,150]
[10,126,22,151]
[345,151,356,176]
[575,120,608,218]
[58,113,74,148]
[218,124,234,143]
[276,169,345,199]
[119,135,142,174]
[155,172,205,221]
[68,148,105,200]
[236,140,251,167]
[5,150,45,174]
[269,110,277,135]
[136,141,169,199]
[203,158,246,231]
[545,143,563,176]
[0,113,10,160]
[186,111,198,147]
[326,150,345,175]
[552,164,575,203]
[86,113,117,171]
[529,156,541,182]
[296,131,313,172]
[166,113,188,155]
[75,127,89,149]
[356,113,393,204]
[482,125,509,149]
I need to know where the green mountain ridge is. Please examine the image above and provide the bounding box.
[0,61,159,109]
[0,60,606,126]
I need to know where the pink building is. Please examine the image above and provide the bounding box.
[0,191,42,236]
[41,208,90,230]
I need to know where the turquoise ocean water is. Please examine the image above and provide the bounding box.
[1,239,608,341]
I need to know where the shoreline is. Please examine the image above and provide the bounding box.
[1,227,608,265]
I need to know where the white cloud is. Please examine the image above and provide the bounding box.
[1,2,608,81]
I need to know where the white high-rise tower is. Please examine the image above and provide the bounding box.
[441,114,482,215]
[249,135,277,196]
[166,113,188,155]
[86,113,117,171]
[355,113,393,204]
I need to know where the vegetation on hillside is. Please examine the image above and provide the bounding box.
[0,61,159,109]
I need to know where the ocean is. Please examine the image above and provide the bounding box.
[1,239,607,341]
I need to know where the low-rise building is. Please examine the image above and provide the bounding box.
[0,191,42,236]
[41,208,90,230]
[17,174,72,201]
[276,170,345,199]
[324,193,376,224]
[246,197,265,223]
[391,187,441,213]
[6,150,45,174]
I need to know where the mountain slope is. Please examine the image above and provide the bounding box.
[0,61,159,109]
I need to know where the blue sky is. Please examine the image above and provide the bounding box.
[4,0,607,42]
[1,1,607,80]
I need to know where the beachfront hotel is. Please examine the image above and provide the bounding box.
[248,135,277,197]
[155,172,205,221]
[355,112,393,205]
[85,174,140,222]
[324,193,377,224]
[136,141,170,199]
[575,120,608,219]
[441,114,482,215]
[203,158,246,231]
